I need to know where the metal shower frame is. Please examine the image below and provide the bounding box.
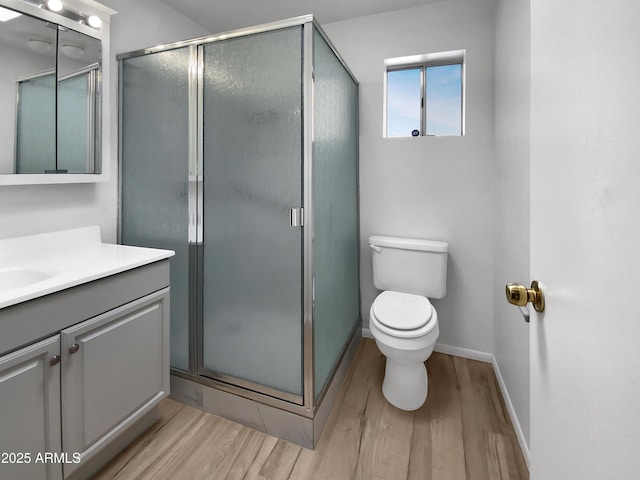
[118,14,360,417]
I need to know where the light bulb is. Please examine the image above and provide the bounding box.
[47,0,63,12]
[87,15,101,28]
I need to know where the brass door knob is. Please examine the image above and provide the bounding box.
[505,281,545,312]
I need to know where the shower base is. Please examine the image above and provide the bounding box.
[169,330,361,449]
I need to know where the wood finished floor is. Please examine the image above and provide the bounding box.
[96,339,528,480]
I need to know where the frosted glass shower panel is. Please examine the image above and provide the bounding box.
[201,27,304,396]
[120,48,192,371]
[58,73,92,173]
[312,31,360,398]
[16,75,56,173]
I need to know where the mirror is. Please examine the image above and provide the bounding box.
[0,4,101,175]
[57,28,101,173]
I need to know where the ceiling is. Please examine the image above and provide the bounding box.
[161,0,441,34]
[0,10,100,72]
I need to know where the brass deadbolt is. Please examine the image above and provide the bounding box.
[505,281,545,312]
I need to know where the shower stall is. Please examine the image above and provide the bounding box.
[118,15,359,447]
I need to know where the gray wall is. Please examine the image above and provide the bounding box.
[493,0,530,452]
[324,0,497,354]
[0,0,207,241]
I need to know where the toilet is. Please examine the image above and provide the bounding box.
[368,235,448,411]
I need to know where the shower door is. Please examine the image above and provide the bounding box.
[120,47,194,372]
[198,26,304,402]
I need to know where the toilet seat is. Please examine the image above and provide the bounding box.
[370,291,438,339]
[373,291,432,330]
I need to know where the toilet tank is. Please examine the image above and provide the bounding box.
[369,235,448,298]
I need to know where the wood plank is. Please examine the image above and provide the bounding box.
[426,353,467,480]
[304,404,364,480]
[298,340,381,480]
[96,340,529,480]
[104,405,206,479]
[466,358,509,433]
[205,427,269,480]
[407,392,433,480]
[340,339,384,411]
[352,347,388,480]
[485,431,524,480]
[256,439,301,480]
[351,340,414,480]
[153,413,243,479]
[454,355,491,480]
[367,401,414,479]
[94,398,185,479]
[240,435,279,479]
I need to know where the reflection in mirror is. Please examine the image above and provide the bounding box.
[0,3,102,176]
[57,28,101,173]
[0,7,57,173]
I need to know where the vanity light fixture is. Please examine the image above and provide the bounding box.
[87,15,101,28]
[27,38,52,53]
[0,6,22,21]
[46,0,63,12]
[20,0,103,30]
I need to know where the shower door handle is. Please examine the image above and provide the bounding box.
[290,208,304,227]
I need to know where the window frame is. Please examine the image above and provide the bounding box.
[384,50,466,138]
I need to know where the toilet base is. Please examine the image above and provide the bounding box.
[381,358,428,411]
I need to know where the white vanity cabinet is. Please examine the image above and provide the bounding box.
[0,256,171,480]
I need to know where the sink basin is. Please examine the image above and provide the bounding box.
[0,268,55,292]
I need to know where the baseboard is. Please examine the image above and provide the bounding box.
[363,328,492,364]
[433,342,493,363]
[361,327,529,467]
[491,356,531,468]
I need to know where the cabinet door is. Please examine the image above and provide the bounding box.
[61,289,169,475]
[0,336,62,480]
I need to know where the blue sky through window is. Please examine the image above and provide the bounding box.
[386,63,462,137]
[426,64,462,136]
[386,68,421,137]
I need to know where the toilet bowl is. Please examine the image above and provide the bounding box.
[368,235,448,411]
[369,290,439,411]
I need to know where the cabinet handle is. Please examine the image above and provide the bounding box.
[69,344,80,354]
[50,355,61,366]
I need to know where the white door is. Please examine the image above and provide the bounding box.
[530,1,640,479]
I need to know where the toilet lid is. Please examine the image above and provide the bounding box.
[372,291,433,331]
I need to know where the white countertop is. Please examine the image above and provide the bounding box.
[0,226,174,310]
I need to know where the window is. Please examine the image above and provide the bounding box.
[385,50,465,138]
